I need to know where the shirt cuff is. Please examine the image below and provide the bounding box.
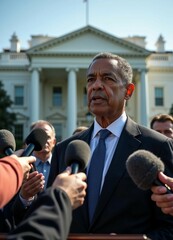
[19,194,35,207]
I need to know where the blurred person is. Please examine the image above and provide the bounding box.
[52,52,173,240]
[150,114,173,138]
[72,126,88,135]
[28,120,57,189]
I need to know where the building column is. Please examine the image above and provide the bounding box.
[66,68,78,137]
[30,68,40,124]
[140,69,149,127]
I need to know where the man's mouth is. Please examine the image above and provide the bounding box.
[91,96,105,103]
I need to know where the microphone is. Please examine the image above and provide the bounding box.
[22,128,48,156]
[126,149,172,193]
[65,139,91,173]
[22,128,49,172]
[0,129,16,156]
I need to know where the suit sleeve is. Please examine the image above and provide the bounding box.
[0,157,23,208]
[7,187,72,240]
[10,192,33,226]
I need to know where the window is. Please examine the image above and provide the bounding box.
[14,124,24,148]
[14,86,24,105]
[83,87,87,106]
[52,87,62,106]
[53,123,62,142]
[155,87,164,106]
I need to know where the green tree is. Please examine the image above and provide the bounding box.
[0,80,16,131]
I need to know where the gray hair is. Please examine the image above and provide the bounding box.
[87,52,133,85]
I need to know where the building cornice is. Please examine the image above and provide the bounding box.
[148,67,173,73]
[26,52,150,58]
[26,25,151,56]
[0,66,29,71]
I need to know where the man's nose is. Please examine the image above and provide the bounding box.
[92,78,103,89]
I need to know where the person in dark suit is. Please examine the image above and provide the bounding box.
[52,52,173,240]
[7,167,87,240]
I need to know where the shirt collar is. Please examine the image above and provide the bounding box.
[92,112,127,139]
[35,153,52,167]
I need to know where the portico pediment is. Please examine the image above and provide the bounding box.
[15,112,29,120]
[46,111,66,121]
[27,25,150,57]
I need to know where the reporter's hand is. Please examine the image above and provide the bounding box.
[20,171,45,200]
[11,150,36,177]
[53,167,87,209]
[151,172,173,215]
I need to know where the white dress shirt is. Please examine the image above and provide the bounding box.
[88,112,127,189]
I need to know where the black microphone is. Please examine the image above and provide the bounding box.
[0,129,16,156]
[65,139,91,173]
[126,149,172,193]
[22,128,48,156]
[22,128,49,172]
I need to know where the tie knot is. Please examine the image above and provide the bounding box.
[99,129,110,139]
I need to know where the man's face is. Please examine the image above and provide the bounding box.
[152,120,173,139]
[33,124,56,154]
[86,58,134,123]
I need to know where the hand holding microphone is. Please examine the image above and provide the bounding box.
[151,172,173,216]
[126,149,173,216]
[52,167,87,209]
[0,128,48,173]
[126,149,172,193]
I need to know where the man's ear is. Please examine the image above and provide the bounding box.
[125,83,135,100]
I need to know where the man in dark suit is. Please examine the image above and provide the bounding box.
[53,52,173,240]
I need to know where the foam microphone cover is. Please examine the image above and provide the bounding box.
[65,139,91,172]
[126,150,165,190]
[0,129,16,155]
[25,128,48,151]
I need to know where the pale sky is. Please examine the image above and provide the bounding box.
[0,0,173,51]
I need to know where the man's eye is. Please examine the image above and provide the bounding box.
[165,130,173,134]
[104,76,115,82]
[104,76,111,80]
[87,78,94,83]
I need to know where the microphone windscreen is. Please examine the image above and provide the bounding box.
[65,140,90,171]
[25,128,48,151]
[126,150,165,190]
[0,129,16,154]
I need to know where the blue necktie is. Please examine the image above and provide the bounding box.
[88,129,110,222]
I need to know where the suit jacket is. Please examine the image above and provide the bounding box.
[7,187,72,240]
[53,117,173,240]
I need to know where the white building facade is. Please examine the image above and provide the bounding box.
[0,26,173,142]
